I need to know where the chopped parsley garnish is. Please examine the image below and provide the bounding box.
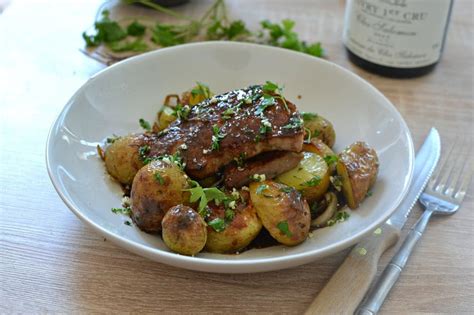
[173,104,191,120]
[191,82,212,99]
[366,191,373,198]
[139,118,151,131]
[324,155,339,166]
[234,152,247,167]
[127,20,146,36]
[222,107,235,120]
[276,220,293,237]
[256,184,269,195]
[255,95,276,116]
[261,81,288,111]
[108,38,148,52]
[259,123,272,135]
[304,176,321,187]
[82,10,127,46]
[154,172,165,184]
[186,180,228,213]
[211,124,226,151]
[282,116,303,130]
[279,187,293,193]
[124,220,132,226]
[106,134,120,144]
[208,218,226,232]
[111,207,131,215]
[138,145,151,163]
[262,81,279,93]
[301,112,318,122]
[224,209,235,221]
[327,211,350,226]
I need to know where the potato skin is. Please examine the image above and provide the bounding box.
[156,106,177,131]
[131,159,190,233]
[205,194,262,253]
[250,181,310,246]
[104,134,157,185]
[275,152,330,202]
[303,113,336,148]
[337,141,379,209]
[162,205,207,256]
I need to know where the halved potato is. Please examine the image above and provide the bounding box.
[337,141,379,209]
[250,181,310,246]
[303,138,337,173]
[275,151,330,202]
[302,112,336,148]
[204,201,262,254]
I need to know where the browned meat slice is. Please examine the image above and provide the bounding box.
[147,85,304,179]
[223,151,303,188]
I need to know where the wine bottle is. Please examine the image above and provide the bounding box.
[343,0,454,78]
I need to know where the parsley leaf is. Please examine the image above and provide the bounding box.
[276,220,293,237]
[186,181,228,213]
[211,124,226,151]
[127,20,146,36]
[327,211,350,226]
[304,176,321,187]
[279,187,293,193]
[255,95,276,115]
[83,10,127,47]
[152,23,185,47]
[108,38,148,52]
[111,207,131,215]
[324,155,339,167]
[154,172,164,184]
[208,218,226,232]
[139,118,151,131]
[256,184,269,195]
[138,145,151,163]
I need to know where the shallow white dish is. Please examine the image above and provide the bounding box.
[46,42,414,273]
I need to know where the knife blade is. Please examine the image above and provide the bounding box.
[304,128,441,315]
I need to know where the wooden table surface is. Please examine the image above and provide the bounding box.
[1,0,473,313]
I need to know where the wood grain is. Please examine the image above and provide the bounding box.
[0,0,473,314]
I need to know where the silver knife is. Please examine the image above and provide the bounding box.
[304,128,441,315]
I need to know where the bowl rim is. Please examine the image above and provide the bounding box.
[46,41,414,272]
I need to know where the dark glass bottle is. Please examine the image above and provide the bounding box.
[343,0,454,78]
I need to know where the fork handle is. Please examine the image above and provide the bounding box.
[356,209,434,315]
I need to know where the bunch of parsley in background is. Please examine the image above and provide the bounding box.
[83,0,324,58]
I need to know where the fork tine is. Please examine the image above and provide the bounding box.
[432,138,459,193]
[454,148,473,201]
[444,139,469,196]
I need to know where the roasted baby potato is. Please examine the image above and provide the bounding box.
[205,199,262,254]
[302,112,336,148]
[276,152,330,202]
[162,205,207,256]
[131,159,190,233]
[303,138,337,173]
[250,181,310,246]
[104,134,156,185]
[337,142,379,209]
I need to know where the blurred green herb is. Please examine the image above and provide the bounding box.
[83,1,325,59]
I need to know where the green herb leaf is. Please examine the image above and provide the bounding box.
[208,218,226,232]
[106,134,121,144]
[276,220,293,237]
[224,209,235,221]
[211,124,226,151]
[111,207,131,215]
[279,186,293,193]
[108,38,148,52]
[324,155,338,166]
[190,82,212,99]
[152,23,185,47]
[327,211,350,226]
[139,118,151,131]
[124,220,132,226]
[256,184,269,195]
[304,176,321,187]
[185,181,229,213]
[262,81,279,93]
[127,20,146,36]
[138,145,151,163]
[154,172,164,184]
[83,10,127,47]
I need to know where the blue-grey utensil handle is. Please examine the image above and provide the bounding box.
[356,208,435,315]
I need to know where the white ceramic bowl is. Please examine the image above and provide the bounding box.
[46,42,414,273]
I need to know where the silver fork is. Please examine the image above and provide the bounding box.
[357,140,473,315]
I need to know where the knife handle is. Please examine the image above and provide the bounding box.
[356,209,434,315]
[304,223,400,315]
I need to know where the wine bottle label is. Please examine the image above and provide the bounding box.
[343,0,452,68]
